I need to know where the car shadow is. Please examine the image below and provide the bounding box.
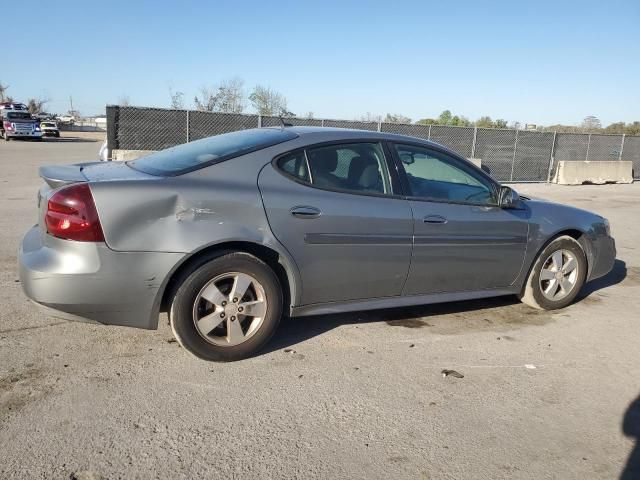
[263,295,520,354]
[578,259,627,300]
[263,259,627,354]
[621,395,640,479]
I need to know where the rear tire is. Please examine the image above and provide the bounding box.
[169,252,283,361]
[520,235,587,310]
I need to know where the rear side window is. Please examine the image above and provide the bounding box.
[130,128,298,176]
[277,142,392,196]
[277,151,310,182]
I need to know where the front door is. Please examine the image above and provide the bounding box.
[258,141,413,305]
[390,142,529,295]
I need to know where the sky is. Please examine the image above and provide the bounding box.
[3,0,639,126]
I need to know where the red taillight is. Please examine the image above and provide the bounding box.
[45,183,105,242]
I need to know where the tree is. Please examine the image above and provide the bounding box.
[360,112,381,122]
[415,118,437,125]
[195,78,245,113]
[450,115,472,127]
[384,113,411,124]
[475,116,494,128]
[581,115,602,132]
[493,118,508,128]
[169,88,185,110]
[437,110,453,125]
[625,121,640,136]
[26,97,50,114]
[0,82,8,102]
[118,95,131,106]
[603,122,625,134]
[249,85,291,116]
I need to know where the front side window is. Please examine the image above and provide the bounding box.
[395,144,496,205]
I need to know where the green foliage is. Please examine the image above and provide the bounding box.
[249,85,291,116]
[384,113,412,124]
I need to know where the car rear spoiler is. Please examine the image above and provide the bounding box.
[39,163,98,189]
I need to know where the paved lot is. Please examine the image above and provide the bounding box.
[1,136,639,479]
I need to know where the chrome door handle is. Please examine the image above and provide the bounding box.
[423,215,447,224]
[290,206,321,219]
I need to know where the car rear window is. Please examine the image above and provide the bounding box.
[129,128,299,176]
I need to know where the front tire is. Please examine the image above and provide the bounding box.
[520,235,587,310]
[169,252,283,361]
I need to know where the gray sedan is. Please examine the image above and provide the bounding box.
[19,127,616,361]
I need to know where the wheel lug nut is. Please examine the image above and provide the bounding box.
[220,313,225,318]
[233,297,238,303]
[231,316,236,321]
[221,301,227,306]
[238,307,243,312]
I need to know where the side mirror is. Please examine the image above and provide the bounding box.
[499,186,520,208]
[399,153,414,165]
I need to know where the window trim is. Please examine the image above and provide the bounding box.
[388,141,501,207]
[272,140,404,200]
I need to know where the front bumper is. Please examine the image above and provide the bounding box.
[42,130,59,137]
[6,131,43,138]
[19,225,184,329]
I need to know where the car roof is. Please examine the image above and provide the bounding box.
[266,126,453,153]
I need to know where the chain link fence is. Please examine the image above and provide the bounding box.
[107,106,640,181]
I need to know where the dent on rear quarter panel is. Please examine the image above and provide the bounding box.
[88,147,304,306]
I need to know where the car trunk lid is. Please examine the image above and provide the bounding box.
[37,162,159,230]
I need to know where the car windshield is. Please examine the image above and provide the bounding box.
[7,112,32,120]
[129,128,298,176]
[42,122,55,127]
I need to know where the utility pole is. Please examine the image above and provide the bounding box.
[69,95,74,114]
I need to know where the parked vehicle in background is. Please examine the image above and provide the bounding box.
[0,102,28,112]
[1,109,42,141]
[18,127,616,361]
[34,112,54,121]
[55,114,76,125]
[40,121,60,138]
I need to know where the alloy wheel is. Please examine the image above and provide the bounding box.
[538,249,579,301]
[192,272,267,346]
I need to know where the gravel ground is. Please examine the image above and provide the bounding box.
[0,137,639,479]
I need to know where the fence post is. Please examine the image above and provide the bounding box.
[258,115,262,128]
[186,109,190,143]
[619,134,625,161]
[427,124,432,140]
[510,129,519,181]
[106,105,119,160]
[377,120,382,132]
[546,131,557,183]
[321,119,325,127]
[585,134,591,161]
[471,126,478,158]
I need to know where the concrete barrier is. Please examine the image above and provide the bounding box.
[467,158,482,168]
[552,161,633,185]
[112,149,156,161]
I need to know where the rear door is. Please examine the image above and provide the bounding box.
[258,141,413,306]
[390,142,529,295]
